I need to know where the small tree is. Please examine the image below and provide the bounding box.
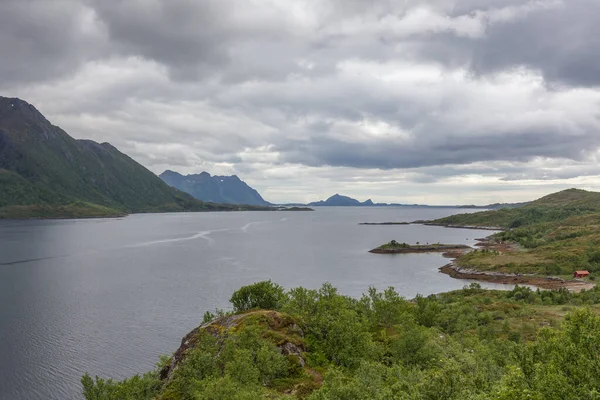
[230,280,286,312]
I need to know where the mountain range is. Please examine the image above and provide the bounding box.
[159,170,271,206]
[0,97,264,218]
[304,193,527,209]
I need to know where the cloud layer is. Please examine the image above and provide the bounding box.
[1,0,599,204]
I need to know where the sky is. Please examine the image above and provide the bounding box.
[1,0,600,205]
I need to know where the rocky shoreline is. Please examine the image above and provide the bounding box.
[422,223,504,231]
[439,262,594,292]
[359,222,411,225]
[370,244,471,254]
[439,236,595,292]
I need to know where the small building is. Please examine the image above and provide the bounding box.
[574,270,590,278]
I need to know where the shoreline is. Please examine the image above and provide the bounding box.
[439,263,594,292]
[438,234,595,292]
[422,222,504,231]
[370,244,471,254]
[359,222,411,225]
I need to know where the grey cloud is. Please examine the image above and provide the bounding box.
[470,0,600,87]
[278,129,598,170]
[0,0,107,87]
[89,0,314,82]
[2,0,600,203]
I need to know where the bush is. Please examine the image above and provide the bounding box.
[230,280,286,312]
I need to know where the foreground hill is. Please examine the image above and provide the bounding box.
[0,97,264,218]
[83,280,600,400]
[428,189,600,278]
[160,170,271,206]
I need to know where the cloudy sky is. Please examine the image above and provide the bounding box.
[2,0,600,204]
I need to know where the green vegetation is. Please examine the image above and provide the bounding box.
[0,201,125,219]
[432,189,600,230]
[0,97,271,219]
[83,281,600,399]
[230,280,287,312]
[370,240,469,253]
[430,189,600,277]
[381,240,411,249]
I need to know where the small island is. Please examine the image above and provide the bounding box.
[277,206,314,211]
[359,222,411,225]
[369,240,471,254]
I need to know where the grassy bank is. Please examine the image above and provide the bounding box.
[0,201,126,219]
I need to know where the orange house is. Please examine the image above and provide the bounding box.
[574,270,590,278]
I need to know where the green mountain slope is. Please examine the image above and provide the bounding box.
[430,189,600,229]
[0,97,262,218]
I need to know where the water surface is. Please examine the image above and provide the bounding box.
[0,207,508,400]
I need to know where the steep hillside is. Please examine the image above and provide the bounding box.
[0,97,260,218]
[160,170,271,206]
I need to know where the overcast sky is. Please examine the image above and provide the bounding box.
[1,0,600,204]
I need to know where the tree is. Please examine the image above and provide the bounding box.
[229,280,286,312]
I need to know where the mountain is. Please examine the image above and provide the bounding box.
[305,195,528,208]
[308,194,374,206]
[159,170,271,206]
[0,97,256,218]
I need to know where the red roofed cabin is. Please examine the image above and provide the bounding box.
[574,270,590,278]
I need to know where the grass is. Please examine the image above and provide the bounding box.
[0,201,125,219]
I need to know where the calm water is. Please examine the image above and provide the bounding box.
[0,207,511,400]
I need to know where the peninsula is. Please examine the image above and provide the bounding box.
[369,240,470,254]
[424,188,599,291]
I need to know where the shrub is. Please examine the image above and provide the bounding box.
[230,280,286,312]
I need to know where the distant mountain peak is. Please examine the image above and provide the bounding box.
[308,194,374,206]
[160,170,271,206]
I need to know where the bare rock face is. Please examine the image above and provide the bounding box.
[159,310,306,382]
[281,342,306,368]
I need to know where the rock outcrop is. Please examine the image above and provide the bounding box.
[159,310,306,382]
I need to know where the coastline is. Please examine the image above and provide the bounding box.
[370,244,471,254]
[439,262,594,292]
[421,222,504,231]
[437,233,595,292]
